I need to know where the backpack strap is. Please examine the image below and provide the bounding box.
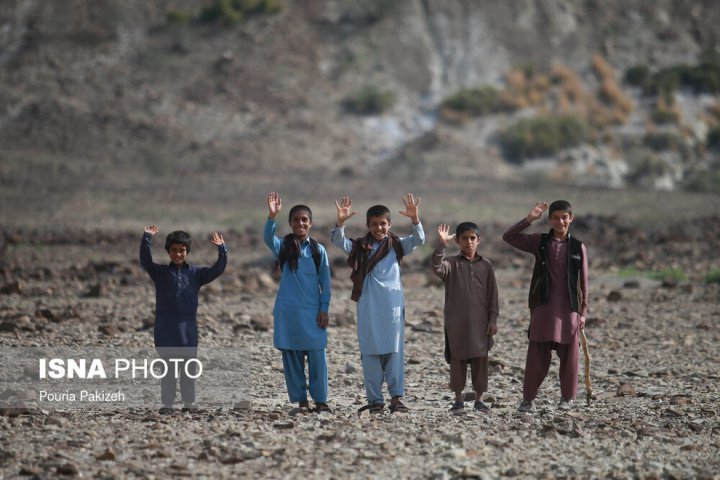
[309,238,321,275]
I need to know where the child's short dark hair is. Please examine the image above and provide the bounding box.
[366,205,391,223]
[548,200,573,217]
[455,222,481,237]
[165,230,192,253]
[288,205,312,223]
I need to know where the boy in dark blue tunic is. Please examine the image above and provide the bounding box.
[140,225,227,413]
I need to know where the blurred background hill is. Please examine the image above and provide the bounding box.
[1,0,719,229]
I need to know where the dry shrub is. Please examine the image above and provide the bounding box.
[593,53,634,122]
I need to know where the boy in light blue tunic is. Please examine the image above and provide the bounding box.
[331,194,425,413]
[264,192,332,412]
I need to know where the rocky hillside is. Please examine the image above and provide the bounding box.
[2,0,720,196]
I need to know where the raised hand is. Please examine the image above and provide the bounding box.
[267,192,282,220]
[526,201,548,223]
[144,225,159,235]
[335,196,358,226]
[399,193,420,224]
[437,224,455,246]
[210,232,224,246]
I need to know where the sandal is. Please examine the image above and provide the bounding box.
[473,400,490,412]
[389,400,409,413]
[357,403,384,414]
[449,401,465,411]
[314,403,332,413]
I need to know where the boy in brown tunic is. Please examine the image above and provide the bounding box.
[503,201,589,413]
[432,222,499,411]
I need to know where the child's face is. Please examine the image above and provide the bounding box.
[548,210,574,238]
[455,230,479,258]
[367,215,392,242]
[167,243,188,266]
[290,210,313,240]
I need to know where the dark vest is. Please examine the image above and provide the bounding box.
[529,231,584,312]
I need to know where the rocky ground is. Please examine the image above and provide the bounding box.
[0,216,719,479]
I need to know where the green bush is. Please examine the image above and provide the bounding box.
[643,132,679,151]
[648,268,687,282]
[342,85,395,115]
[167,10,193,26]
[625,152,670,185]
[200,0,282,25]
[650,108,679,125]
[707,126,720,151]
[441,86,517,116]
[706,268,720,284]
[499,115,587,163]
[642,63,720,95]
[682,167,720,193]
[624,65,650,87]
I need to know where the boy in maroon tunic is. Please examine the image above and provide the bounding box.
[433,222,499,412]
[503,201,589,412]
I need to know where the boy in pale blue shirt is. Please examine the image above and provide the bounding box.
[264,192,332,412]
[331,194,425,413]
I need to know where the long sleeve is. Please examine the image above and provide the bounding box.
[432,244,450,280]
[264,218,282,257]
[502,218,540,254]
[318,247,332,313]
[487,263,500,324]
[330,225,353,254]
[197,243,228,285]
[139,233,160,281]
[400,222,425,255]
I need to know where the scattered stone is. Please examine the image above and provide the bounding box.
[85,283,107,298]
[617,383,636,396]
[0,281,22,295]
[98,324,120,336]
[345,362,358,374]
[623,279,640,288]
[96,448,116,461]
[273,421,294,430]
[0,321,17,332]
[606,291,622,302]
[57,462,79,475]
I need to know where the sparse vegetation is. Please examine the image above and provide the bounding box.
[167,10,193,26]
[705,268,720,284]
[342,85,395,115]
[499,115,587,163]
[618,267,687,282]
[625,152,670,185]
[682,167,720,193]
[643,132,679,151]
[626,62,720,96]
[441,86,517,117]
[198,0,282,26]
[707,126,720,150]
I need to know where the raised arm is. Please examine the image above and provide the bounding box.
[330,196,356,254]
[264,192,283,256]
[140,225,160,280]
[431,224,454,279]
[198,232,227,285]
[502,202,546,253]
[398,193,425,254]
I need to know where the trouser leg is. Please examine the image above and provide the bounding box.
[557,338,580,400]
[523,341,552,401]
[384,350,405,398]
[306,349,328,403]
[281,350,308,403]
[179,358,197,405]
[449,359,468,394]
[361,354,385,404]
[469,357,489,395]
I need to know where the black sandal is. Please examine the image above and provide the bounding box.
[389,400,409,413]
[357,403,384,414]
[314,403,332,413]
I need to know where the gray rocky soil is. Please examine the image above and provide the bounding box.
[0,216,718,479]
